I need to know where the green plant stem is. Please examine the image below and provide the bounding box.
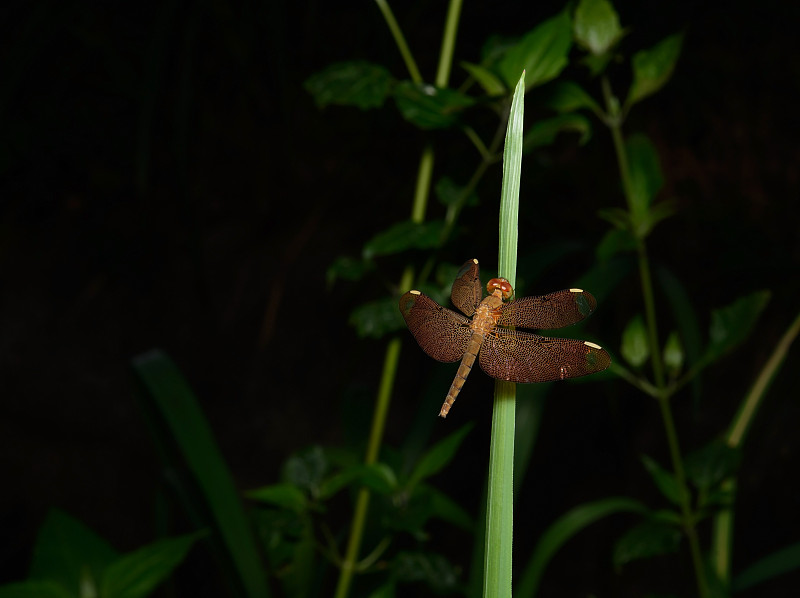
[374,0,423,84]
[484,381,516,598]
[336,3,461,594]
[603,75,707,598]
[334,335,403,598]
[484,70,524,598]
[435,0,463,87]
[656,394,708,598]
[712,310,800,583]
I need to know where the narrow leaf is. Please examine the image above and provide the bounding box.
[498,9,572,90]
[516,497,648,597]
[406,423,473,491]
[100,532,203,598]
[131,350,269,598]
[304,61,393,109]
[460,61,506,96]
[732,542,800,592]
[573,0,623,56]
[640,454,683,506]
[627,34,684,106]
[705,290,771,362]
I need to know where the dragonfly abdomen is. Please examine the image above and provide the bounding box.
[439,332,485,418]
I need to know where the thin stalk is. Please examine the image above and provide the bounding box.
[374,0,423,84]
[435,0,463,87]
[484,70,525,598]
[712,310,800,583]
[656,394,708,598]
[336,3,462,596]
[334,337,403,598]
[603,75,707,597]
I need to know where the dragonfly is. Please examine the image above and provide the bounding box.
[399,258,611,417]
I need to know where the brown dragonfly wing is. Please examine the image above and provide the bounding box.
[450,258,483,317]
[478,328,611,383]
[399,290,472,362]
[497,289,597,330]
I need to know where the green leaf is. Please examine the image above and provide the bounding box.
[460,61,506,96]
[684,439,740,491]
[626,133,664,232]
[640,454,683,506]
[393,81,474,129]
[367,582,396,598]
[327,256,374,286]
[516,497,648,598]
[621,314,649,367]
[392,552,459,592]
[406,423,473,491]
[29,509,117,596]
[425,487,473,531]
[283,446,328,495]
[246,483,309,513]
[304,61,393,109]
[349,296,404,339]
[100,532,203,598]
[0,581,74,598]
[641,199,677,236]
[545,81,602,115]
[498,9,572,90]
[573,0,623,56]
[732,541,800,592]
[362,220,446,259]
[596,206,630,230]
[131,350,270,598]
[435,177,478,208]
[522,113,592,152]
[613,520,682,567]
[627,34,684,107]
[704,290,771,362]
[596,228,637,262]
[358,462,398,494]
[662,330,685,376]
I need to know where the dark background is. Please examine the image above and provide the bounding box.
[1,0,798,596]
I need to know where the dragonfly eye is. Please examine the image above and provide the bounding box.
[487,277,514,300]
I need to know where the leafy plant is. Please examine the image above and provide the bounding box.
[0,509,202,598]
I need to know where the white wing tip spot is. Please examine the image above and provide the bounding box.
[584,341,602,349]
[570,288,584,293]
[472,258,479,264]
[410,290,421,295]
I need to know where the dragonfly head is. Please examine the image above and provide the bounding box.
[487,277,513,301]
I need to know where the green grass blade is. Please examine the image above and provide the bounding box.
[732,541,800,592]
[131,350,269,598]
[483,69,525,598]
[516,497,648,598]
